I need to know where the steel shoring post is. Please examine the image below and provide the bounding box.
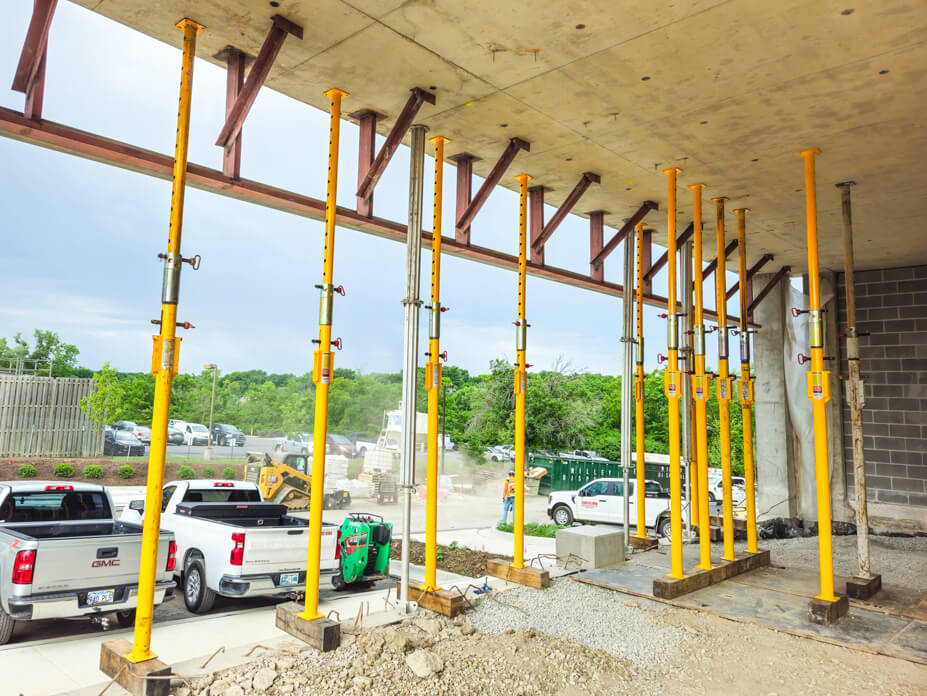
[712,196,735,562]
[422,135,448,592]
[399,125,427,610]
[662,167,684,580]
[512,173,532,570]
[300,86,348,621]
[680,239,694,535]
[735,208,758,554]
[837,181,871,579]
[128,18,202,663]
[634,223,647,539]
[801,148,837,603]
[689,183,712,570]
[620,220,634,555]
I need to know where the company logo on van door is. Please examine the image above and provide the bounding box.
[92,559,120,568]
[580,500,597,508]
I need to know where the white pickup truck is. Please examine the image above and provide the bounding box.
[120,480,337,613]
[0,481,175,644]
[547,478,688,538]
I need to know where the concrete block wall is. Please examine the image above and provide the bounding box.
[836,265,927,511]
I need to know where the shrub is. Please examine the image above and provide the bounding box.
[201,467,215,478]
[54,463,75,478]
[177,465,196,480]
[118,465,135,479]
[83,465,104,479]
[18,465,36,478]
[222,467,236,480]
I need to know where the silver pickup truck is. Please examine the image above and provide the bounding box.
[0,481,176,644]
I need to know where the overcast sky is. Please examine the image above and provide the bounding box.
[0,2,747,378]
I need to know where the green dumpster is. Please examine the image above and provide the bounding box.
[531,453,673,495]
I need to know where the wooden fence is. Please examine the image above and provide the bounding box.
[0,375,102,457]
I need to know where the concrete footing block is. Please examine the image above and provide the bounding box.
[99,639,171,696]
[487,559,550,588]
[845,574,882,600]
[808,595,849,625]
[395,582,466,617]
[555,526,625,569]
[275,601,340,652]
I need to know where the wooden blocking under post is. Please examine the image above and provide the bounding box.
[652,548,771,599]
[629,535,659,551]
[99,639,172,696]
[396,582,465,617]
[275,601,340,652]
[846,574,882,600]
[808,595,850,625]
[486,559,550,588]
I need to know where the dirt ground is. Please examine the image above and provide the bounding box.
[406,539,511,577]
[0,458,243,487]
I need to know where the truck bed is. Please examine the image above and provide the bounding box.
[174,502,310,528]
[1,520,145,540]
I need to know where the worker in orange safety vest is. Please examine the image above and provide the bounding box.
[501,470,516,525]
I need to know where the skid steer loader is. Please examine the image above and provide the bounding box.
[244,451,350,511]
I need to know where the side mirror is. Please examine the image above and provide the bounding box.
[128,500,144,512]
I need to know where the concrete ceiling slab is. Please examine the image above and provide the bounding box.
[70,0,927,272]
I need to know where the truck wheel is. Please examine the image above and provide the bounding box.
[708,492,717,503]
[331,571,347,591]
[183,560,216,614]
[0,606,15,645]
[552,505,573,526]
[114,609,136,628]
[657,517,672,539]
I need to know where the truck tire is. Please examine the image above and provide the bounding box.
[708,492,717,503]
[183,560,216,614]
[331,571,347,591]
[552,505,573,526]
[0,606,15,645]
[657,516,672,539]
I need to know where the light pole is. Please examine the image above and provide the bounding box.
[441,384,456,475]
[203,363,218,461]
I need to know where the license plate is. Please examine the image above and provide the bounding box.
[280,573,299,586]
[88,589,114,606]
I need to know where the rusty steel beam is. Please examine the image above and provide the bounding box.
[529,185,547,266]
[23,51,46,121]
[353,109,383,216]
[12,0,57,94]
[215,15,303,149]
[456,137,530,234]
[532,172,600,251]
[591,201,658,270]
[702,239,738,280]
[748,265,791,316]
[220,47,247,179]
[643,222,694,282]
[449,153,475,245]
[589,210,606,281]
[356,88,436,202]
[640,228,654,295]
[0,107,755,326]
[725,253,773,300]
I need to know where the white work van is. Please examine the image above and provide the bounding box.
[120,480,337,613]
[547,478,689,538]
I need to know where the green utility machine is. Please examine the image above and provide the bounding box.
[332,513,393,590]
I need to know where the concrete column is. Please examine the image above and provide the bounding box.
[753,272,797,520]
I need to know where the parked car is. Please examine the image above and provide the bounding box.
[182,423,210,446]
[350,433,377,458]
[104,430,146,456]
[706,473,747,504]
[211,423,246,447]
[167,424,185,446]
[276,432,313,454]
[0,481,175,644]
[112,420,151,444]
[120,480,337,613]
[328,433,356,458]
[485,446,512,462]
[547,477,688,538]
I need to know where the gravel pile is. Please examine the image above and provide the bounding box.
[759,534,927,591]
[176,613,634,696]
[469,578,692,669]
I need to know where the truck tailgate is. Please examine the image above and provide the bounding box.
[27,527,171,593]
[239,523,337,575]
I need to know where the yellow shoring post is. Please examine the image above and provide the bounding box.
[712,196,736,562]
[128,17,203,663]
[688,184,712,571]
[422,135,448,592]
[686,268,698,528]
[300,86,348,621]
[662,167,684,580]
[800,148,838,603]
[735,208,758,554]
[511,173,532,570]
[634,223,647,539]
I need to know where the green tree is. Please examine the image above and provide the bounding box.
[80,362,121,427]
[0,330,80,376]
